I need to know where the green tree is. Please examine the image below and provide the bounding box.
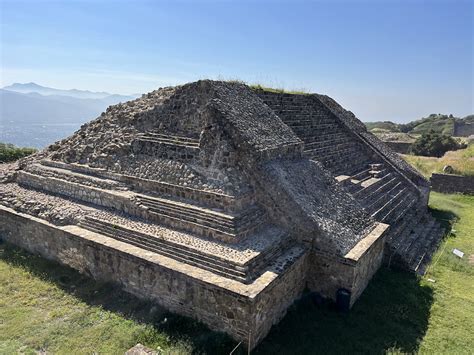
[0,143,37,163]
[411,130,463,157]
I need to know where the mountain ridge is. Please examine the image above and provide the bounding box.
[3,82,136,101]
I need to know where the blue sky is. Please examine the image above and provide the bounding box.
[1,0,472,122]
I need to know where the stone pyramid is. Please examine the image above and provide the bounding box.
[0,80,444,348]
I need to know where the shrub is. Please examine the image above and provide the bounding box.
[0,143,37,163]
[411,130,465,157]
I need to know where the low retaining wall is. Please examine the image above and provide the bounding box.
[430,173,474,194]
[0,205,307,349]
[382,141,413,154]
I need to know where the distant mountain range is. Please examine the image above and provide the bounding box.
[0,83,139,148]
[3,82,136,101]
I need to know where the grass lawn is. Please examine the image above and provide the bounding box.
[402,144,474,178]
[1,192,473,354]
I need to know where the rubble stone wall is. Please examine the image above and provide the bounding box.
[430,173,474,194]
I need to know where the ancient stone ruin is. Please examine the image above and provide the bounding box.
[0,80,445,348]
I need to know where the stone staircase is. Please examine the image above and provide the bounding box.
[135,194,266,243]
[340,163,419,225]
[132,132,200,161]
[386,210,445,275]
[78,216,290,283]
[257,92,375,175]
[338,162,445,275]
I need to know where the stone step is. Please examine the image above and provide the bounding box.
[386,196,418,225]
[387,208,425,251]
[371,185,407,220]
[40,159,249,212]
[304,141,358,158]
[79,217,250,283]
[27,163,128,191]
[136,138,200,149]
[412,226,445,275]
[136,195,266,242]
[304,136,352,151]
[306,143,361,164]
[355,174,397,201]
[79,216,289,283]
[141,132,200,146]
[404,218,438,263]
[381,192,418,224]
[364,180,403,216]
[302,132,349,146]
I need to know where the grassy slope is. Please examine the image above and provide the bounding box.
[402,144,474,177]
[1,193,473,354]
[418,193,474,354]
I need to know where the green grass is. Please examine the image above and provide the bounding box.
[1,193,473,354]
[402,144,474,177]
[249,84,309,95]
[0,244,235,354]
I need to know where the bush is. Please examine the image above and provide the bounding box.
[411,130,465,157]
[0,143,37,163]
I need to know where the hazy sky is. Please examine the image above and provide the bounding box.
[1,0,472,122]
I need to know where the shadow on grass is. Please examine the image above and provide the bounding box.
[255,268,433,354]
[429,205,458,235]
[0,241,434,355]
[0,240,236,354]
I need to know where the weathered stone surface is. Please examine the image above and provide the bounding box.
[0,80,444,349]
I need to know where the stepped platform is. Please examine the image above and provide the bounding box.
[38,159,254,211]
[16,167,265,243]
[79,213,289,284]
[0,203,307,348]
[135,194,266,242]
[1,81,440,348]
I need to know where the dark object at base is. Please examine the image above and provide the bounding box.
[336,288,351,312]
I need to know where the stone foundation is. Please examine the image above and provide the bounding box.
[0,205,307,349]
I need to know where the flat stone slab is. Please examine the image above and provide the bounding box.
[125,344,158,355]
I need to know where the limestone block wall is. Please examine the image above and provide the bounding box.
[430,173,474,194]
[0,206,308,349]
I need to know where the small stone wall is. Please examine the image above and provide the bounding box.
[0,206,308,349]
[430,173,474,194]
[382,141,413,154]
[453,121,474,137]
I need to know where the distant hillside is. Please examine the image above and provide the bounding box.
[365,114,474,136]
[0,83,139,148]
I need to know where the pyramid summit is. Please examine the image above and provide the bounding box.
[0,80,444,348]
